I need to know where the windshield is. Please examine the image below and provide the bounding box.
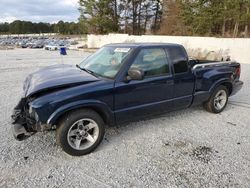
[79,46,133,79]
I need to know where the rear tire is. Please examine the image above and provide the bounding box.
[56,109,105,156]
[204,85,229,113]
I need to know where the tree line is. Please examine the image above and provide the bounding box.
[79,0,162,35]
[79,0,250,37]
[0,20,85,35]
[160,0,250,37]
[1,0,249,37]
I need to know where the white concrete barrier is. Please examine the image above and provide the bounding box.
[87,34,250,63]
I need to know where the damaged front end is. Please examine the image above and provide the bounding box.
[11,64,101,141]
[11,98,40,141]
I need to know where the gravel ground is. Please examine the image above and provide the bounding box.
[0,49,249,188]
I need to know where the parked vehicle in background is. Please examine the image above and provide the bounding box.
[44,44,59,51]
[44,41,69,51]
[11,43,243,156]
[0,36,71,49]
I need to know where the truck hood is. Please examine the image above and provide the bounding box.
[23,64,100,97]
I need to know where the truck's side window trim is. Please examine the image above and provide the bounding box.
[130,48,170,78]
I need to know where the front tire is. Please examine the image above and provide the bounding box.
[56,109,105,156]
[204,85,229,113]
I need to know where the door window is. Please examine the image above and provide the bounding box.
[131,48,169,77]
[166,46,189,74]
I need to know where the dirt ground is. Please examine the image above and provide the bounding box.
[0,49,249,188]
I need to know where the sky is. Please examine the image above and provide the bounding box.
[0,0,79,23]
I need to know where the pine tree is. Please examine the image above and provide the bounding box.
[79,0,119,34]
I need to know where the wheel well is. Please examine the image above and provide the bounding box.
[54,107,109,127]
[221,82,232,95]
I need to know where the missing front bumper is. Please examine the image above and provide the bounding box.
[11,108,36,141]
[12,124,33,141]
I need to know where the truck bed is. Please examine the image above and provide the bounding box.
[191,59,241,105]
[190,59,237,70]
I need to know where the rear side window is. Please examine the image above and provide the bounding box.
[131,48,169,77]
[166,46,188,74]
[174,60,188,73]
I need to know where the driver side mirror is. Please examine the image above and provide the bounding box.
[125,67,144,82]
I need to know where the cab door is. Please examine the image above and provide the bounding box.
[165,46,195,109]
[114,47,174,124]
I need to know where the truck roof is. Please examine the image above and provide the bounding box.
[105,43,183,48]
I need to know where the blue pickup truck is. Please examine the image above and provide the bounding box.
[12,43,243,156]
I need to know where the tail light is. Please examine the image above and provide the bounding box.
[235,66,241,77]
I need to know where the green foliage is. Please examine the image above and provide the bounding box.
[0,20,51,34]
[79,0,119,34]
[179,0,250,37]
[1,0,249,37]
[79,0,162,34]
[0,20,87,35]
